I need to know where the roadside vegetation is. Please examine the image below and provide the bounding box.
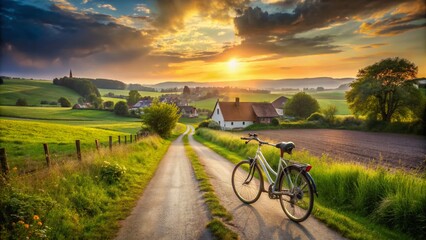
[0,124,186,239]
[195,128,423,240]
[183,135,238,240]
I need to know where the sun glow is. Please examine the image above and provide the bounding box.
[228,58,238,72]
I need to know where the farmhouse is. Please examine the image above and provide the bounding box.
[211,98,279,130]
[178,106,198,118]
[271,96,289,116]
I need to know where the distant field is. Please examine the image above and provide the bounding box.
[0,78,81,106]
[98,88,167,98]
[192,90,351,115]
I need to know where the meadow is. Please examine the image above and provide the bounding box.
[0,78,81,106]
[195,128,425,240]
[98,88,167,98]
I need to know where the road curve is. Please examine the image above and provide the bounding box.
[188,126,344,240]
[115,126,212,240]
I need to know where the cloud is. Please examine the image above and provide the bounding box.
[51,0,77,11]
[1,0,152,69]
[359,43,388,49]
[98,4,117,11]
[135,4,151,14]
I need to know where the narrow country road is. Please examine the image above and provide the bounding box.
[187,126,345,240]
[115,126,212,240]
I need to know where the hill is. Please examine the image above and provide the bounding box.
[0,78,81,106]
[150,77,354,90]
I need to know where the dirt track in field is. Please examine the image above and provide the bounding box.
[241,129,425,171]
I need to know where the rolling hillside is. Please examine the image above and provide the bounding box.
[0,78,82,106]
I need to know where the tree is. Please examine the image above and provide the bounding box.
[128,90,141,105]
[322,105,337,124]
[183,86,191,96]
[346,57,422,122]
[114,101,129,116]
[141,100,181,138]
[58,97,71,107]
[103,101,115,109]
[0,77,4,84]
[284,92,320,119]
[87,94,102,109]
[16,98,28,106]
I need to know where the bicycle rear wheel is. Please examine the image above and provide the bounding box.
[231,160,263,204]
[279,166,314,222]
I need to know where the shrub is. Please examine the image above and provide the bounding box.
[58,97,71,107]
[16,98,28,106]
[197,120,211,129]
[103,101,114,109]
[141,100,181,138]
[322,105,337,124]
[40,100,49,105]
[271,118,280,126]
[99,161,126,184]
[114,101,128,116]
[307,112,324,122]
[49,101,57,105]
[284,92,320,119]
[207,121,221,130]
[341,116,363,128]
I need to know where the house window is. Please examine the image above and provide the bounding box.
[219,121,221,125]
[243,122,245,125]
[231,122,234,126]
[217,109,219,114]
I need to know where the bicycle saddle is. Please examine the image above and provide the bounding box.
[275,142,295,154]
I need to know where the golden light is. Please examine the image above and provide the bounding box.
[228,58,238,72]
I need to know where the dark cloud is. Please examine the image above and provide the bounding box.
[234,0,419,37]
[1,0,152,69]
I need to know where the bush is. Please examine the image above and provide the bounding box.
[322,105,337,124]
[341,116,363,128]
[197,120,211,129]
[307,112,324,122]
[141,100,181,138]
[114,101,128,116]
[99,161,126,184]
[103,101,114,109]
[40,100,49,105]
[271,118,280,126]
[58,97,71,107]
[49,101,57,105]
[284,92,320,119]
[15,98,28,106]
[207,121,221,130]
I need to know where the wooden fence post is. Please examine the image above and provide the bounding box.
[124,136,127,144]
[43,143,51,167]
[76,140,82,161]
[130,134,132,143]
[118,136,121,145]
[0,148,9,175]
[109,136,112,150]
[95,139,100,151]
[134,134,137,142]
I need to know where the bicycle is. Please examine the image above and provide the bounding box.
[231,133,318,222]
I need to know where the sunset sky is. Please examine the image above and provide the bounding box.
[1,0,425,84]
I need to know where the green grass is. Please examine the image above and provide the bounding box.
[98,88,167,98]
[182,135,237,239]
[0,78,81,106]
[178,116,207,127]
[0,124,186,239]
[194,128,422,240]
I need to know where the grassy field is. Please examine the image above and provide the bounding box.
[0,124,186,239]
[98,88,167,98]
[195,128,424,240]
[192,90,351,115]
[0,78,81,106]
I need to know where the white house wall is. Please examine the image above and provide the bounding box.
[223,121,253,130]
[211,104,225,128]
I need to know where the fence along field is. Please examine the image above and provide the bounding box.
[0,119,144,173]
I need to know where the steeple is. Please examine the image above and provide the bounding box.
[69,69,73,78]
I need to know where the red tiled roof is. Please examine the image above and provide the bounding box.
[272,96,289,109]
[217,101,278,121]
[252,103,279,118]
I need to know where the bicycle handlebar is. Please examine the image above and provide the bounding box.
[241,134,274,146]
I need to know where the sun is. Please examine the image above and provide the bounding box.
[228,58,238,71]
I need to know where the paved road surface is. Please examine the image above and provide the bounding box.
[115,126,212,240]
[241,129,426,170]
[188,126,345,240]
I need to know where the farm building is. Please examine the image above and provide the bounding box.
[271,96,289,116]
[211,98,279,130]
[178,106,198,118]
[130,99,152,111]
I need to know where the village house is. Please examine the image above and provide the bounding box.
[271,96,289,116]
[178,106,198,118]
[211,98,279,130]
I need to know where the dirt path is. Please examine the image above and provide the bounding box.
[240,129,426,170]
[188,126,344,240]
[115,126,212,240]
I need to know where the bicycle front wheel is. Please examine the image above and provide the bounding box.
[231,160,263,204]
[279,166,314,222]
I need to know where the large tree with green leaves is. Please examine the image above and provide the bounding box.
[128,90,141,105]
[346,57,422,122]
[141,100,181,138]
[284,92,320,119]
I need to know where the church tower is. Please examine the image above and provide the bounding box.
[69,69,73,78]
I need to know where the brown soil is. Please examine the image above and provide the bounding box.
[242,129,426,171]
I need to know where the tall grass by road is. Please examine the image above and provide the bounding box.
[0,124,186,239]
[195,128,424,240]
